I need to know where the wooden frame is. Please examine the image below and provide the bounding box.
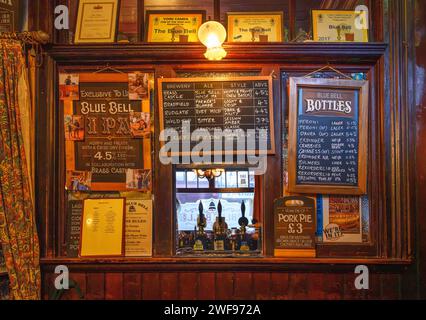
[74,0,121,44]
[144,10,206,43]
[288,77,369,195]
[158,76,276,156]
[226,11,284,43]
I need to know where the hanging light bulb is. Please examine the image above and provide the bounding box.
[198,21,227,61]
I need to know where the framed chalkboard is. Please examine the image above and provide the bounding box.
[158,76,275,156]
[288,77,369,195]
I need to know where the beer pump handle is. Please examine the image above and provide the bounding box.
[199,201,204,218]
[239,200,249,227]
[241,201,246,217]
[218,201,223,222]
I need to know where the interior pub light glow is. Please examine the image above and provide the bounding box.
[198,21,227,61]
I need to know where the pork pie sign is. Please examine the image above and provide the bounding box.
[288,77,369,195]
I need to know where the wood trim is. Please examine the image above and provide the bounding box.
[46,43,388,64]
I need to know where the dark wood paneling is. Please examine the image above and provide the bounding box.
[142,273,161,300]
[215,273,234,300]
[253,273,271,300]
[179,273,198,300]
[160,273,179,300]
[105,273,124,300]
[198,273,216,300]
[86,273,105,300]
[233,273,254,300]
[270,273,289,300]
[123,274,142,300]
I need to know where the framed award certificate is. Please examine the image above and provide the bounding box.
[145,11,205,43]
[312,10,369,42]
[74,0,120,43]
[80,198,125,257]
[227,12,283,42]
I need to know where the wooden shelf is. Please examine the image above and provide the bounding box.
[46,42,387,64]
[40,257,412,272]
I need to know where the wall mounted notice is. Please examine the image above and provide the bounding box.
[125,199,153,257]
[288,77,369,195]
[80,198,125,257]
[274,196,316,257]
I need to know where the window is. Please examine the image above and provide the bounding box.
[175,168,262,256]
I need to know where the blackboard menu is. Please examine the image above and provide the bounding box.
[73,82,144,184]
[288,78,368,195]
[158,77,275,155]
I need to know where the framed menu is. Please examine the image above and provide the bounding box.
[288,77,369,195]
[80,198,125,257]
[158,76,275,156]
[74,0,120,43]
[312,10,369,42]
[145,11,205,43]
[227,11,283,42]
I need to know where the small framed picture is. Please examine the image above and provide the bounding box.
[227,12,283,42]
[74,0,121,44]
[64,115,85,141]
[128,72,149,100]
[130,111,151,138]
[126,169,152,191]
[145,10,205,43]
[312,10,369,42]
[59,73,80,101]
[66,170,92,192]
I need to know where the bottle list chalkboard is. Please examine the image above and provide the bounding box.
[158,77,275,155]
[288,78,369,195]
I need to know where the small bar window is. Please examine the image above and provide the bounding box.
[175,168,262,256]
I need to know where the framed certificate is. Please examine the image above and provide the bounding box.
[74,0,120,44]
[227,12,283,42]
[145,11,205,43]
[312,10,369,42]
[80,198,125,257]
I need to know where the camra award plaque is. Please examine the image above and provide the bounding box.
[312,10,369,42]
[74,0,120,43]
[145,11,205,43]
[227,12,283,42]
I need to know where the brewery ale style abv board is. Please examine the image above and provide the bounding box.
[288,77,369,195]
[274,196,316,257]
[158,76,275,156]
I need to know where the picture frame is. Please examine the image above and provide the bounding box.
[226,11,284,43]
[288,77,369,195]
[80,198,126,257]
[145,10,206,43]
[312,10,369,42]
[74,0,121,44]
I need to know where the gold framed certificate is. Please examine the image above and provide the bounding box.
[227,12,283,42]
[80,198,125,257]
[74,0,120,44]
[145,11,205,43]
[312,10,369,42]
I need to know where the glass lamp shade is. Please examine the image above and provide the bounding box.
[198,21,227,61]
